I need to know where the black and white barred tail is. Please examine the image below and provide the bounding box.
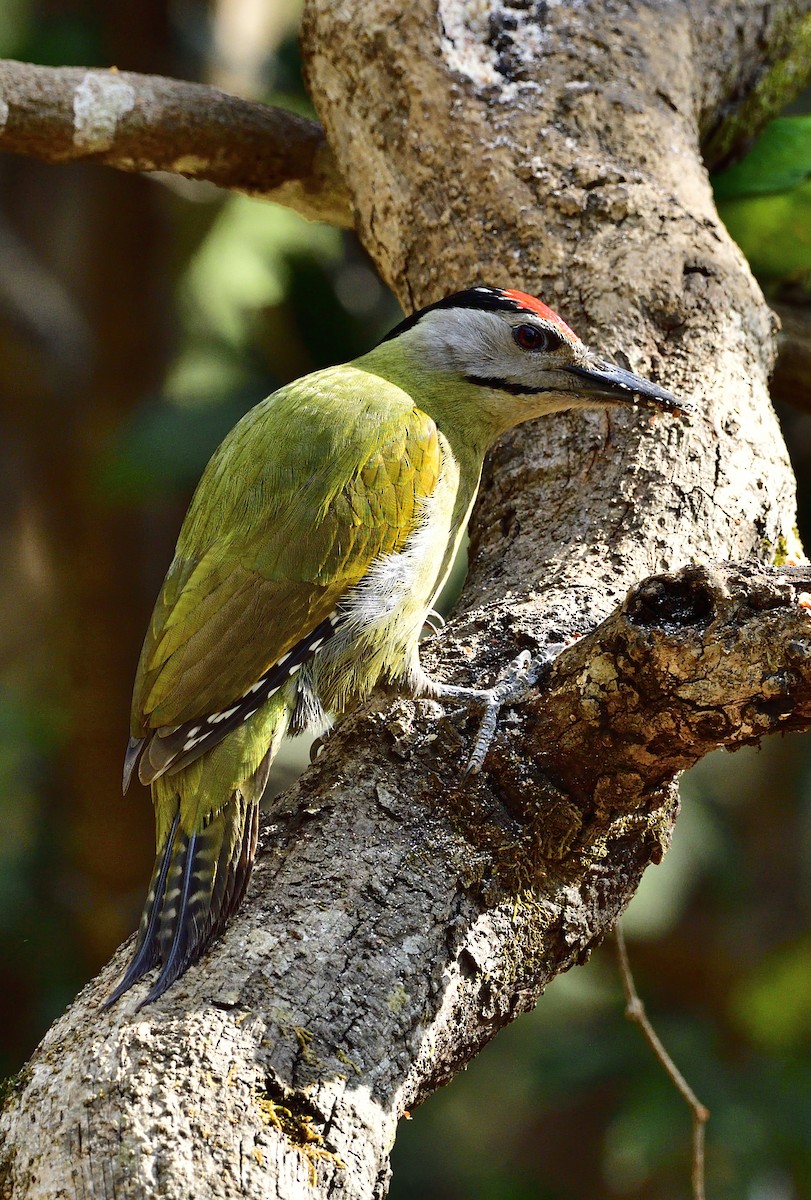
[105,784,263,1008]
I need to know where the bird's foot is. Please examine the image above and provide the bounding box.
[465,650,536,774]
[418,649,543,775]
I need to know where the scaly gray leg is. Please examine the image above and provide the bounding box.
[414,649,539,774]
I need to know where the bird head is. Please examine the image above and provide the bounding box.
[377,286,692,431]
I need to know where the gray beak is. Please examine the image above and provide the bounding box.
[563,357,693,416]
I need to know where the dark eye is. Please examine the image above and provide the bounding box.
[513,324,560,352]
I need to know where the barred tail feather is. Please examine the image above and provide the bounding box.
[103,809,181,1009]
[105,793,260,1008]
[209,794,260,935]
[140,825,204,1005]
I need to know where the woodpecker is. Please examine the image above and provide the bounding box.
[107,285,690,1007]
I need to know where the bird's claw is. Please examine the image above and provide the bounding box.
[418,641,567,773]
[309,732,330,763]
[422,609,447,637]
[464,650,534,775]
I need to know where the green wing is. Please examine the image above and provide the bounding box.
[131,365,442,735]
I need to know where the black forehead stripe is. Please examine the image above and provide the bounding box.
[378,287,530,344]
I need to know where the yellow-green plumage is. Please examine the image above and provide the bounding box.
[136,368,443,728]
[108,286,689,1007]
[107,355,471,1005]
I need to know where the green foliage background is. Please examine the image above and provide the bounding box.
[0,3,810,1198]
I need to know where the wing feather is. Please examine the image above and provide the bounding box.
[131,366,441,736]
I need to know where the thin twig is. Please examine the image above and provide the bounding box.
[614,922,710,1200]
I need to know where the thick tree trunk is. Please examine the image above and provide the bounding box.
[2,2,811,1198]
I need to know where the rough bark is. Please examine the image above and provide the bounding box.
[2,2,811,1198]
[0,59,353,226]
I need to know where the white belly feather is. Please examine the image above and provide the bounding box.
[304,433,472,716]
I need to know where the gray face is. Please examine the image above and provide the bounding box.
[405,306,692,418]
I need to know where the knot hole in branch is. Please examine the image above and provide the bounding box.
[625,570,715,630]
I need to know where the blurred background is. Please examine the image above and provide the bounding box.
[1,3,810,1198]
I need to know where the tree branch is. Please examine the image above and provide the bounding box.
[2,563,811,1198]
[614,924,709,1200]
[521,562,811,791]
[0,59,354,227]
[692,0,811,169]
